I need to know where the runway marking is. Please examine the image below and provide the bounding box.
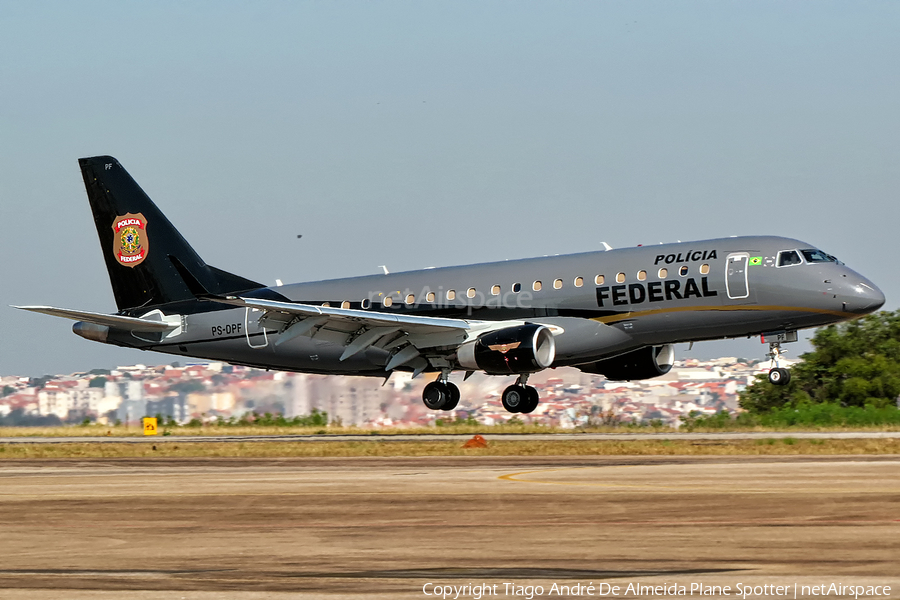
[498,465,900,494]
[499,466,657,488]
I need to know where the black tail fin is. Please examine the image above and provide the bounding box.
[79,156,263,311]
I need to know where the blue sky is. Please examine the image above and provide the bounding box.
[1,2,898,375]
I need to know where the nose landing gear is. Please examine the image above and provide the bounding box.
[766,341,792,386]
[501,374,540,414]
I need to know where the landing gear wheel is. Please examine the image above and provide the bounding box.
[765,340,792,387]
[422,381,448,410]
[501,385,527,413]
[519,386,540,414]
[442,382,460,411]
[768,368,791,386]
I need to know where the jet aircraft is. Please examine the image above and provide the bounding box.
[16,156,886,414]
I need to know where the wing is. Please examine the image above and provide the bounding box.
[217,297,472,333]
[210,296,529,375]
[13,305,177,332]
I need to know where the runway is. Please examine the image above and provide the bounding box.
[0,455,897,599]
[2,431,900,444]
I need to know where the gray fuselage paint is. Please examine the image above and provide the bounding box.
[106,235,883,376]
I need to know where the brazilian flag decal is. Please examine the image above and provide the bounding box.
[749,256,763,266]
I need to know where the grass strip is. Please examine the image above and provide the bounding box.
[0,438,898,459]
[3,422,900,438]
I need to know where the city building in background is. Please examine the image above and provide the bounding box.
[0,356,793,428]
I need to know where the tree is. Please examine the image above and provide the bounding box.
[88,377,107,388]
[0,408,63,427]
[740,310,900,413]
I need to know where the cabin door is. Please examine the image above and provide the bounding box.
[725,253,750,299]
[245,307,269,348]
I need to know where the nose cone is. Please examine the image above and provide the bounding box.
[842,278,885,315]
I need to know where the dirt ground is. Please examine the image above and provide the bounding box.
[0,455,897,600]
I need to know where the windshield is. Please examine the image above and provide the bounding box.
[801,249,838,263]
[777,250,802,266]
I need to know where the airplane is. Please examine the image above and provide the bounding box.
[15,156,886,414]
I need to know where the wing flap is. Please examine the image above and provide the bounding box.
[212,296,474,354]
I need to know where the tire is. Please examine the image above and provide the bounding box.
[778,368,792,385]
[422,381,448,410]
[501,385,526,413]
[443,382,461,411]
[519,386,540,414]
[768,368,790,386]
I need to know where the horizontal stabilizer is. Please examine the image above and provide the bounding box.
[13,305,176,332]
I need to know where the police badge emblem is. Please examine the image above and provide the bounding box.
[112,213,149,267]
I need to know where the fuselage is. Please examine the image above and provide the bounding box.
[100,235,884,376]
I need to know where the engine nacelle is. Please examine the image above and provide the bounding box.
[457,324,556,375]
[579,344,675,381]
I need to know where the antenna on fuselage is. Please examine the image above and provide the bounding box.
[600,242,612,251]
[379,265,390,275]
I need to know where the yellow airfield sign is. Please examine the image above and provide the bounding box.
[142,417,158,436]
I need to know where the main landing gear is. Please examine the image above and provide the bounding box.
[766,341,792,386]
[422,378,460,411]
[501,374,540,414]
[420,372,541,414]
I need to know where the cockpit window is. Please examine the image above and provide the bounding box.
[801,249,838,264]
[777,250,803,267]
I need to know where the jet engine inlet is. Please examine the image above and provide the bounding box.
[457,324,556,374]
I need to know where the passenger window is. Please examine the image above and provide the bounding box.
[533,281,542,291]
[446,290,456,301]
[382,297,393,307]
[616,272,626,283]
[466,288,476,298]
[322,302,331,307]
[426,292,435,303]
[341,301,350,309]
[595,275,605,285]
[700,264,710,275]
[679,266,689,277]
[574,277,584,287]
[512,283,521,293]
[405,294,415,305]
[491,285,501,295]
[777,250,802,267]
[553,279,563,289]
[658,268,668,279]
[361,299,371,309]
[637,270,647,281]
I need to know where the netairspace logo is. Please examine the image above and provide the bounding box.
[421,582,893,600]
